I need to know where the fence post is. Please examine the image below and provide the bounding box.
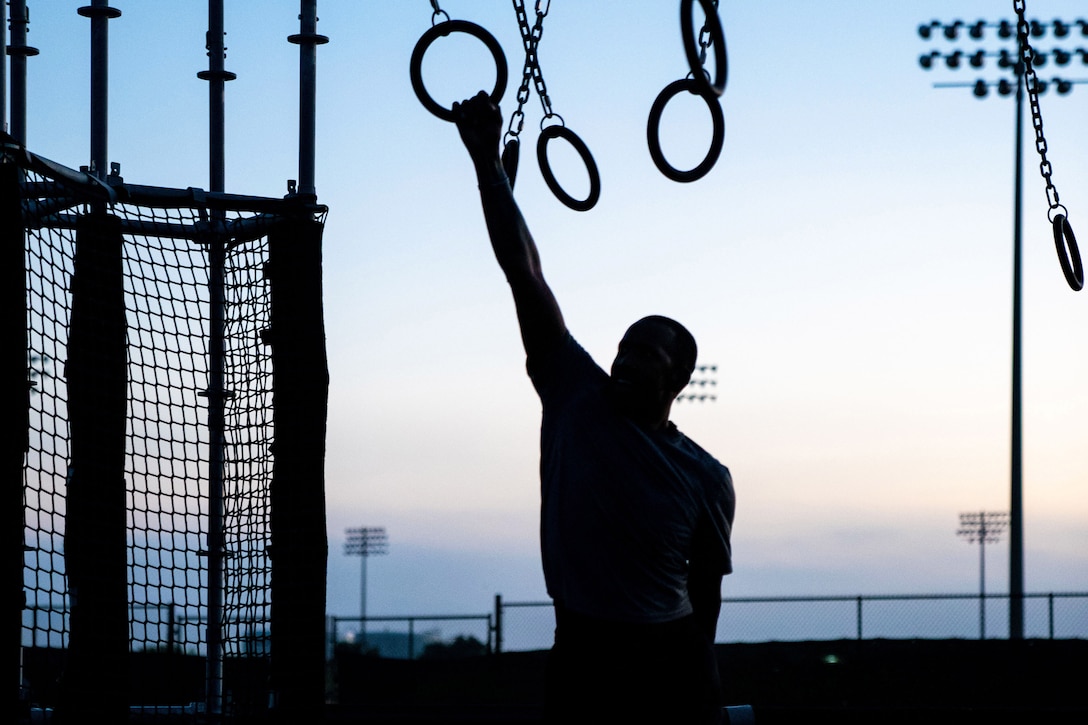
[856,596,863,640]
[494,594,503,654]
[167,604,176,654]
[1048,594,1054,640]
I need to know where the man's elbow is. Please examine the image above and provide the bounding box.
[690,571,722,622]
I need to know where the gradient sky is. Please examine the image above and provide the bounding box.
[19,1,1088,627]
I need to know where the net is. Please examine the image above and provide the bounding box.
[8,139,328,721]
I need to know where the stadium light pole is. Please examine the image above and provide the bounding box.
[345,527,388,645]
[918,15,1087,640]
[957,511,1009,639]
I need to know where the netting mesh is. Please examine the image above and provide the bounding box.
[23,173,72,653]
[123,202,215,659]
[220,235,276,660]
[15,148,326,718]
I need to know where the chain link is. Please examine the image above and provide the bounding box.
[1013,0,1064,218]
[505,1,534,142]
[531,1,555,123]
[507,0,559,141]
[696,0,720,67]
[1014,0,1082,290]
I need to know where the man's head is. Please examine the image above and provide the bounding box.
[608,315,697,427]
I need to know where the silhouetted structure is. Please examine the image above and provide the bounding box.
[918,12,1086,640]
[345,527,389,646]
[957,511,1009,638]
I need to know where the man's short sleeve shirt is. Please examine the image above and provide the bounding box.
[527,333,735,623]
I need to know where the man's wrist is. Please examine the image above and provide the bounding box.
[475,159,508,189]
[478,173,510,190]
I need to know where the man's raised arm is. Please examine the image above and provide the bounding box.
[453,92,566,360]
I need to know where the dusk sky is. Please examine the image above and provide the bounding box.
[21,1,1087,630]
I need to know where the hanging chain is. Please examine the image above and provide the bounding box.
[1014,0,1082,290]
[1013,0,1062,219]
[695,0,719,69]
[508,0,558,140]
[505,1,535,144]
[530,1,556,124]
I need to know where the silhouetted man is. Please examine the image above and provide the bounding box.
[453,91,735,725]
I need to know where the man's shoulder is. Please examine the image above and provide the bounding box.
[527,330,606,393]
[668,424,720,461]
[670,426,732,482]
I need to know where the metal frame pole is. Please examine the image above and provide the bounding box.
[204,221,226,723]
[2,3,7,134]
[8,0,40,145]
[198,0,236,193]
[288,0,328,199]
[197,1,235,719]
[77,1,121,179]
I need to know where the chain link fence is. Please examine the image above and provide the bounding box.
[329,614,494,660]
[491,592,1088,652]
[326,592,1087,658]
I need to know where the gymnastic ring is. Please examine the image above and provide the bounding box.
[646,78,725,183]
[409,20,508,122]
[1052,214,1084,291]
[681,0,727,98]
[537,125,601,212]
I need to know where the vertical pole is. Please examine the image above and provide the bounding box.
[359,553,368,648]
[1047,594,1054,640]
[288,0,328,199]
[979,512,987,639]
[8,0,40,146]
[197,3,235,718]
[77,1,121,179]
[268,216,330,724]
[167,604,176,654]
[1,2,7,134]
[494,594,503,654]
[89,1,108,178]
[856,597,863,640]
[1009,65,1025,642]
[198,0,236,193]
[1,145,30,725]
[59,212,129,724]
[205,232,226,721]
